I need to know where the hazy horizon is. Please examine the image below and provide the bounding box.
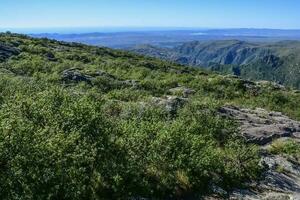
[2,27,300,35]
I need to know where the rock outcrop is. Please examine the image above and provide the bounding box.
[152,96,187,115]
[218,105,300,199]
[62,68,93,84]
[219,106,300,145]
[62,68,139,88]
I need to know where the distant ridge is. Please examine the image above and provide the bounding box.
[26,28,300,48]
[130,40,300,89]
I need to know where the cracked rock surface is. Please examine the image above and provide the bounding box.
[219,106,300,145]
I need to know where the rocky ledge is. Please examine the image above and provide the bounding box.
[219,106,300,145]
[217,105,300,200]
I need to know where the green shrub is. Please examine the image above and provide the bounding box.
[269,139,300,159]
[0,88,125,199]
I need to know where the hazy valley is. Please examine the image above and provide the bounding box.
[130,40,300,89]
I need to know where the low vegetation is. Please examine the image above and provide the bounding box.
[269,139,300,160]
[0,33,299,199]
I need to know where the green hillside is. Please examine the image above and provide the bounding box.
[130,40,300,89]
[0,33,300,199]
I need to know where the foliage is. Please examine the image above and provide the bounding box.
[269,139,300,159]
[0,33,298,199]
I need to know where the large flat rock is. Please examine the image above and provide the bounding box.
[219,106,300,145]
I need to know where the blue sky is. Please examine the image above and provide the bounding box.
[0,0,299,29]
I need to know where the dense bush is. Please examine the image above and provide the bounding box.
[0,87,124,199]
[0,76,262,199]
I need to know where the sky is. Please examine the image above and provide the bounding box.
[0,0,299,30]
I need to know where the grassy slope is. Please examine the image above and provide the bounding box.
[0,33,300,199]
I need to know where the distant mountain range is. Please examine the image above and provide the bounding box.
[30,28,300,48]
[129,40,300,89]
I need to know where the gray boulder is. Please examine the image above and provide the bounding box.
[152,96,187,114]
[219,106,300,145]
[62,68,92,84]
[62,69,140,89]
